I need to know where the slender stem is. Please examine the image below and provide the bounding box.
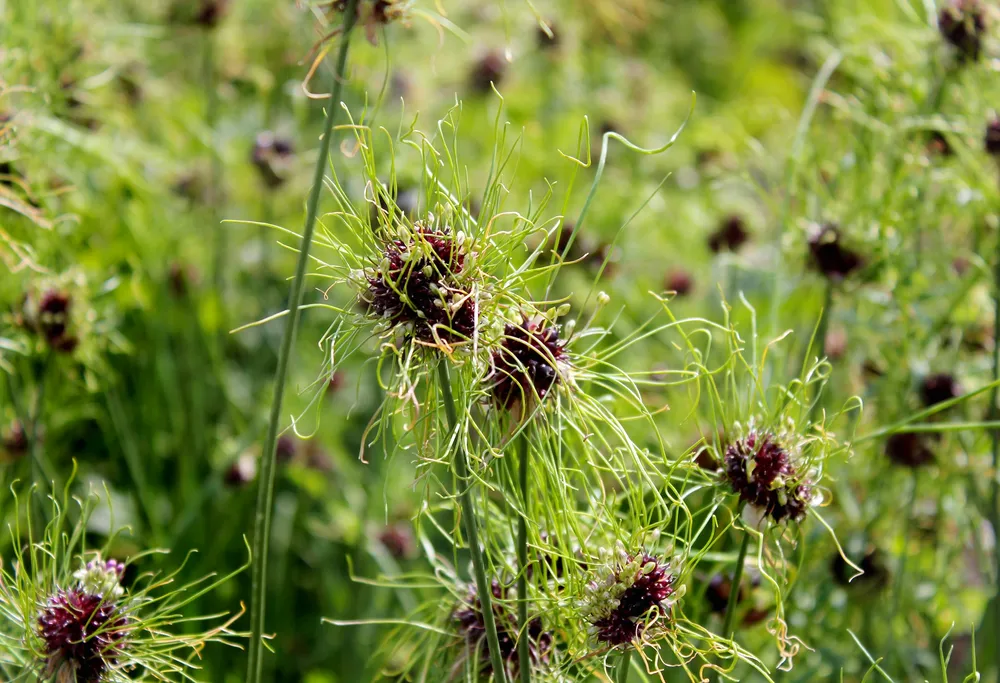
[890,470,919,668]
[990,165,1000,676]
[517,432,530,683]
[616,648,633,683]
[437,362,509,683]
[204,30,224,313]
[245,4,359,681]
[721,530,751,639]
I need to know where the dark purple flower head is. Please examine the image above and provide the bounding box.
[708,215,749,253]
[704,572,755,614]
[224,454,257,486]
[583,551,676,646]
[939,0,987,62]
[537,21,560,50]
[469,51,507,93]
[38,589,128,682]
[885,432,935,468]
[920,372,962,407]
[452,579,552,677]
[490,315,568,410]
[723,432,812,524]
[808,224,863,280]
[377,523,415,561]
[986,117,1000,157]
[665,269,694,297]
[195,0,229,27]
[21,288,78,353]
[251,131,295,189]
[831,547,888,592]
[2,420,28,458]
[363,226,477,345]
[275,435,298,463]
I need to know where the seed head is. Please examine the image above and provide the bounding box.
[38,589,128,682]
[938,0,988,62]
[377,523,415,561]
[885,432,935,468]
[831,547,888,592]
[452,579,552,676]
[723,432,812,524]
[469,51,507,93]
[808,224,863,280]
[920,372,962,407]
[985,117,1000,157]
[362,226,477,344]
[708,215,749,253]
[251,131,295,189]
[2,420,28,458]
[490,315,568,410]
[665,269,694,297]
[582,550,676,646]
[22,288,79,352]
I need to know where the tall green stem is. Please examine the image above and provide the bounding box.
[721,529,751,639]
[517,432,530,683]
[437,362,509,683]
[616,648,633,683]
[246,4,359,681]
[990,166,1000,676]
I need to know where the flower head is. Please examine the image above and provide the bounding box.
[361,225,477,345]
[580,547,677,647]
[452,579,552,677]
[938,0,988,62]
[986,116,1000,157]
[20,288,78,352]
[885,431,935,468]
[723,432,813,524]
[708,215,749,253]
[920,372,962,407]
[808,223,863,280]
[2,419,28,459]
[490,314,569,411]
[38,588,128,682]
[469,51,507,93]
[251,131,295,189]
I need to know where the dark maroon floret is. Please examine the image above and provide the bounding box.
[885,432,935,468]
[708,215,749,253]
[939,0,987,62]
[251,131,295,189]
[469,51,507,93]
[723,432,811,523]
[37,290,70,340]
[705,574,745,614]
[452,579,552,677]
[986,117,1000,157]
[2,420,27,457]
[38,589,128,682]
[377,523,415,561]
[592,553,675,646]
[275,435,297,463]
[195,0,229,27]
[537,21,560,49]
[927,130,953,157]
[364,227,476,344]
[808,224,863,280]
[920,372,962,407]
[490,316,568,410]
[665,269,694,296]
[224,455,257,486]
[831,547,888,591]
